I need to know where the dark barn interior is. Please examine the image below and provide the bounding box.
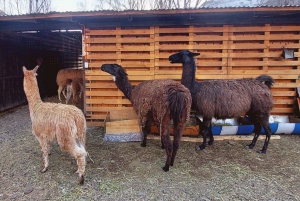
[0,18,82,112]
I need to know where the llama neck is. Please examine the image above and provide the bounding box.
[24,79,43,109]
[114,74,133,101]
[181,59,196,91]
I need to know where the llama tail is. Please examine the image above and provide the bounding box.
[168,88,190,125]
[256,75,274,89]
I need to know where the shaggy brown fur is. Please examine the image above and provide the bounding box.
[101,64,192,172]
[56,69,83,101]
[23,66,87,184]
[63,78,83,104]
[169,50,274,154]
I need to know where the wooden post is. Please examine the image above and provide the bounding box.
[263,24,270,71]
[227,25,233,79]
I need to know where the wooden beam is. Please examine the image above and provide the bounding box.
[147,135,281,142]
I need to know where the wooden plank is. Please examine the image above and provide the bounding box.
[273,99,295,104]
[87,45,153,52]
[155,70,227,75]
[106,119,139,131]
[231,61,300,67]
[230,70,300,75]
[147,135,281,142]
[158,61,225,67]
[86,106,135,112]
[98,70,154,76]
[157,26,225,33]
[109,109,138,120]
[87,54,154,60]
[86,29,153,35]
[156,35,226,42]
[87,122,104,127]
[86,82,118,89]
[85,91,124,97]
[272,108,294,113]
[85,114,107,119]
[231,34,300,41]
[272,91,296,96]
[88,62,154,68]
[86,75,154,81]
[86,99,131,104]
[86,37,153,43]
[229,25,300,32]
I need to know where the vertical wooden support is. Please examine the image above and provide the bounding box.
[150,26,155,76]
[263,24,270,71]
[223,25,229,75]
[227,25,233,79]
[116,27,122,108]
[189,26,196,72]
[82,26,87,115]
[154,26,160,79]
[296,36,300,115]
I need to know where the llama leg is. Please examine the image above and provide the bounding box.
[246,116,262,150]
[140,121,150,147]
[67,142,87,185]
[57,86,63,101]
[196,118,212,151]
[161,123,172,172]
[207,123,214,146]
[170,122,184,166]
[38,139,52,173]
[258,116,272,154]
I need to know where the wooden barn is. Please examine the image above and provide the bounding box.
[1,6,300,127]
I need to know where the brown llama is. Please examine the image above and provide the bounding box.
[56,68,83,102]
[23,66,87,184]
[169,50,274,154]
[101,64,192,172]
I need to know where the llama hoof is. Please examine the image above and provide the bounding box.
[208,141,214,146]
[256,150,266,154]
[40,167,48,173]
[246,144,255,149]
[140,143,146,147]
[79,175,84,185]
[196,145,206,151]
[162,166,169,172]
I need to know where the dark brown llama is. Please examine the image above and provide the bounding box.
[101,64,192,171]
[169,50,274,154]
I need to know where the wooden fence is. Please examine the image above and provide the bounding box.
[84,24,300,126]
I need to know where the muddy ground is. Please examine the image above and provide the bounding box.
[1,96,300,200]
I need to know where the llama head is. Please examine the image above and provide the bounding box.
[23,65,39,93]
[101,64,128,81]
[169,50,200,64]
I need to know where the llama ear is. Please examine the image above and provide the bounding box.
[22,66,27,74]
[118,66,128,76]
[189,52,200,57]
[33,65,39,75]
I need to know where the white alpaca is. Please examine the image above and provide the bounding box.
[23,65,87,185]
[62,78,83,104]
[56,69,83,102]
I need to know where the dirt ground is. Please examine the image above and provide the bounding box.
[1,96,300,200]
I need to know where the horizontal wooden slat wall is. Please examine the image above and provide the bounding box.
[85,27,155,126]
[85,24,300,126]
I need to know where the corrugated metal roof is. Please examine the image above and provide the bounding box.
[1,5,300,18]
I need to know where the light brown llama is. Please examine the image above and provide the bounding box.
[56,68,83,101]
[23,66,87,185]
